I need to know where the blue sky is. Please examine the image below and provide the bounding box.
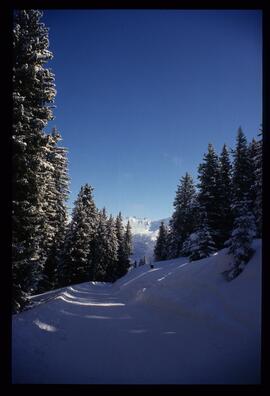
[42,10,262,220]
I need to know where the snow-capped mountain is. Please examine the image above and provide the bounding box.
[123,216,170,263]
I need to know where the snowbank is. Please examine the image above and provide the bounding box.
[12,239,261,384]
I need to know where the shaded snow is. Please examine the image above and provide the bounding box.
[12,239,261,384]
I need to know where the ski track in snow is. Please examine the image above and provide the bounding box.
[12,240,261,384]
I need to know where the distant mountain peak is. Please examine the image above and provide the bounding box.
[122,216,171,262]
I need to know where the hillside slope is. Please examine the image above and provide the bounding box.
[12,239,261,384]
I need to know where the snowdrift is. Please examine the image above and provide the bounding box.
[12,239,261,384]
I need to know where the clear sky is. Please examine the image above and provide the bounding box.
[42,9,262,220]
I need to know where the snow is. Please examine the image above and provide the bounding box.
[12,239,261,384]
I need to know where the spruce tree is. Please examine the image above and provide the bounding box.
[60,184,98,286]
[248,138,258,212]
[91,208,110,281]
[197,143,223,247]
[38,130,70,292]
[224,200,256,280]
[218,144,233,244]
[154,221,168,261]
[123,220,133,263]
[231,127,253,211]
[12,10,57,312]
[169,173,197,258]
[104,215,119,282]
[115,212,130,279]
[187,212,216,262]
[253,129,262,236]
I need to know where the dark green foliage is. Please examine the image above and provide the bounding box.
[169,173,197,258]
[231,127,253,210]
[218,144,233,245]
[114,213,132,279]
[154,221,168,261]
[197,143,223,248]
[104,215,119,282]
[12,10,58,312]
[224,200,256,280]
[250,131,262,236]
[37,129,69,292]
[123,220,133,262]
[184,212,216,262]
[60,184,98,286]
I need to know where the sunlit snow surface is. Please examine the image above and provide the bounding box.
[12,240,261,384]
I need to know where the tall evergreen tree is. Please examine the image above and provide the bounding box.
[91,208,110,281]
[115,212,130,279]
[123,220,133,264]
[154,221,168,261]
[218,144,233,244]
[104,215,119,282]
[184,212,216,262]
[231,127,253,211]
[197,143,223,247]
[253,129,262,236]
[12,10,57,312]
[169,173,197,258]
[224,200,256,280]
[248,138,258,212]
[60,184,98,286]
[38,129,70,292]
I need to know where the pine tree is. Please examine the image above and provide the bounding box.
[248,138,258,212]
[197,143,223,247]
[115,212,130,279]
[60,184,98,286]
[154,221,168,261]
[218,144,233,244]
[91,208,110,281]
[169,173,197,258]
[231,127,253,211]
[224,200,256,280]
[123,220,133,263]
[104,215,119,282]
[187,212,216,262]
[253,129,262,236]
[12,10,57,312]
[38,129,70,292]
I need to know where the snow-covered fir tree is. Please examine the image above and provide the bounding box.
[115,212,131,279]
[224,200,256,280]
[12,10,57,312]
[248,138,258,212]
[183,212,216,262]
[154,221,168,261]
[197,143,223,248]
[218,144,233,244]
[231,127,254,212]
[123,220,133,265]
[104,215,119,282]
[60,184,98,286]
[253,129,262,236]
[91,208,111,281]
[169,173,197,258]
[248,132,262,237]
[38,129,70,292]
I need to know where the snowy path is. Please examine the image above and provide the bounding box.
[12,240,261,384]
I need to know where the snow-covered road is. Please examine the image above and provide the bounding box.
[12,240,261,384]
